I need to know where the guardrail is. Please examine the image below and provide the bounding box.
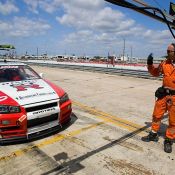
[22,61,162,80]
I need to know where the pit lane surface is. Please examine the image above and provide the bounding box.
[0,66,174,175]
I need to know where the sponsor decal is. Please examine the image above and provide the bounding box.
[10,82,43,91]
[18,92,55,100]
[0,96,8,101]
[18,115,27,123]
[32,107,56,116]
[0,66,18,69]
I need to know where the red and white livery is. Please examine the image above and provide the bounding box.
[0,61,72,143]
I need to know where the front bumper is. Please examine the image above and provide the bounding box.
[0,100,72,144]
[0,124,62,144]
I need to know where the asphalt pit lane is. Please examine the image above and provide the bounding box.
[104,158,156,175]
[103,136,143,152]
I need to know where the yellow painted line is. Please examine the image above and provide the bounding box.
[94,114,138,132]
[0,121,105,162]
[0,101,149,162]
[73,100,150,133]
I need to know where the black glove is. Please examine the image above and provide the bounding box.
[147,53,153,65]
[155,87,166,99]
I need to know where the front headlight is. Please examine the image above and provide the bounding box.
[59,93,69,105]
[0,105,21,114]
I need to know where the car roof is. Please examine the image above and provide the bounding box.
[0,61,26,66]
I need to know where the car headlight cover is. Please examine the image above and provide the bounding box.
[59,93,69,105]
[0,105,21,114]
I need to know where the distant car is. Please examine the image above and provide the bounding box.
[0,61,72,143]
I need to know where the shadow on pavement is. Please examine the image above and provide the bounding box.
[42,124,150,174]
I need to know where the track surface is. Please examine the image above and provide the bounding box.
[0,66,174,175]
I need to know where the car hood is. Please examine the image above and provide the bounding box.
[0,79,59,106]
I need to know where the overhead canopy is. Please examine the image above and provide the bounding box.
[105,0,175,39]
[169,2,175,16]
[0,45,15,50]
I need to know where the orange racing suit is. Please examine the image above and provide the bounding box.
[148,58,175,139]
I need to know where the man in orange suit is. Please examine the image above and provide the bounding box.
[142,43,175,153]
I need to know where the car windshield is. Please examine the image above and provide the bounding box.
[0,65,40,82]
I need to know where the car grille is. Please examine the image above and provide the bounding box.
[25,102,58,112]
[25,101,60,132]
[27,113,58,128]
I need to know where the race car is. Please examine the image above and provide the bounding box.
[0,61,72,143]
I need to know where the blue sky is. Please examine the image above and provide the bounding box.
[0,0,175,58]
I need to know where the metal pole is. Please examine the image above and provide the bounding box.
[107,52,109,67]
[105,0,175,28]
[123,38,125,62]
[132,0,174,20]
[37,47,38,59]
[132,0,148,7]
[130,46,132,62]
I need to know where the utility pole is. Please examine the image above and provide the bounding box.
[107,51,109,68]
[123,38,125,62]
[130,46,132,62]
[37,47,38,60]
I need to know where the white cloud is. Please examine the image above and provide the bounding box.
[23,0,39,14]
[39,0,63,13]
[143,29,171,43]
[22,0,171,47]
[62,0,104,10]
[64,30,94,43]
[4,0,172,57]
[23,0,64,14]
[0,1,19,15]
[54,1,173,56]
[55,2,142,37]
[0,17,51,37]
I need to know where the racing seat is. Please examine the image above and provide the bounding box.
[11,70,21,81]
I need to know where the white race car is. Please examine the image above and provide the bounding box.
[0,61,72,143]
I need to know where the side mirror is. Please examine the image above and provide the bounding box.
[39,73,44,78]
